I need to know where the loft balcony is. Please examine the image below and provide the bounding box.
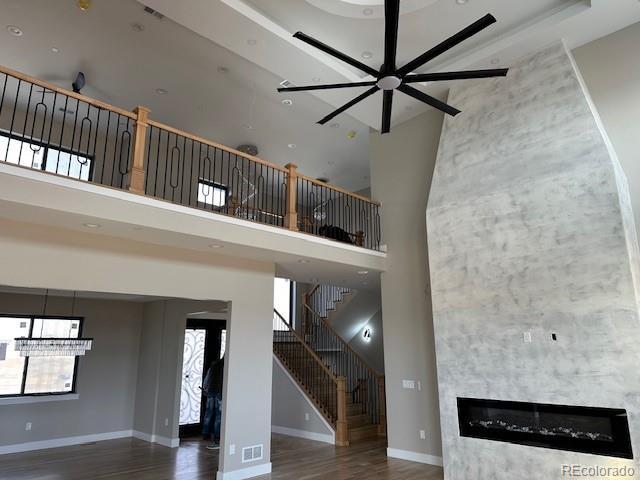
[0,65,382,256]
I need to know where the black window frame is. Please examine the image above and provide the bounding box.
[196,177,228,208]
[0,130,95,181]
[0,314,84,398]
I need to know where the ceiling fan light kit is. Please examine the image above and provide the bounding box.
[278,0,509,133]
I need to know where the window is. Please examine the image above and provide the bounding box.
[0,316,82,397]
[273,278,294,330]
[197,178,227,207]
[0,132,93,181]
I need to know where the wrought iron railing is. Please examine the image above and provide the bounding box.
[303,304,383,427]
[296,175,381,250]
[0,64,381,250]
[308,284,352,319]
[273,309,339,425]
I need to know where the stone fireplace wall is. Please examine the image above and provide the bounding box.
[426,42,640,479]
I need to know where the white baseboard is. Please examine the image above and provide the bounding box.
[216,462,272,480]
[272,425,334,445]
[387,447,443,467]
[132,430,180,448]
[0,430,133,455]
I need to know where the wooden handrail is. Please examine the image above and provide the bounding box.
[297,172,381,205]
[0,64,136,119]
[147,119,289,173]
[273,309,338,382]
[303,303,382,378]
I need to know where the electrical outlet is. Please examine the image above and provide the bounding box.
[25,422,32,431]
[164,418,169,427]
[305,413,310,421]
[229,444,236,455]
[420,430,426,440]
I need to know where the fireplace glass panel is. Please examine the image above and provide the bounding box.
[457,398,633,459]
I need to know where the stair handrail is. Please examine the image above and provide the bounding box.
[273,309,339,382]
[303,303,382,378]
[273,308,349,445]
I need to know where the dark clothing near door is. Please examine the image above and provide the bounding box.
[203,357,224,396]
[202,357,224,441]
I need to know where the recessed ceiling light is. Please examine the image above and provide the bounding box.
[242,124,253,130]
[363,8,374,15]
[247,38,257,46]
[288,143,297,149]
[357,270,369,275]
[83,223,101,229]
[217,66,229,74]
[455,0,468,4]
[282,99,293,106]
[6,25,23,37]
[361,51,373,59]
[51,47,60,53]
[298,259,310,264]
[208,244,223,249]
[155,88,168,95]
[329,122,340,128]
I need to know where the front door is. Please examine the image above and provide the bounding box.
[179,319,226,438]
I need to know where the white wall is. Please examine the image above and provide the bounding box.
[0,217,275,478]
[574,21,640,238]
[271,356,334,444]
[370,110,445,464]
[0,293,143,448]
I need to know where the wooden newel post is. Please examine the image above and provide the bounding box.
[377,375,387,436]
[336,376,350,446]
[284,163,298,231]
[128,106,150,194]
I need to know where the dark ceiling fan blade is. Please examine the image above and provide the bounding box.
[318,86,379,125]
[398,85,460,117]
[293,32,379,77]
[403,68,508,83]
[396,14,497,77]
[381,90,393,134]
[278,81,377,93]
[383,0,401,72]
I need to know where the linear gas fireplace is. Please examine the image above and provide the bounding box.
[457,398,633,459]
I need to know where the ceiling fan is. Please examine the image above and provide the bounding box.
[278,0,508,134]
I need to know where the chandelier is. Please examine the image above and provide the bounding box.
[14,338,93,357]
[14,290,94,357]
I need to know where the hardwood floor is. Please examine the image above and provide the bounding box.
[0,434,444,480]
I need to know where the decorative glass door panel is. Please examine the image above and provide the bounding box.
[179,328,207,426]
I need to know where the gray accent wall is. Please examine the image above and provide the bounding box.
[0,293,143,447]
[427,42,640,479]
[370,109,445,462]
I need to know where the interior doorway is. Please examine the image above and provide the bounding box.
[179,318,226,439]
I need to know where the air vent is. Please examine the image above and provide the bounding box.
[279,79,294,88]
[143,5,165,20]
[242,444,263,463]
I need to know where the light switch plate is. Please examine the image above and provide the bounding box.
[402,380,415,389]
[230,444,236,455]
[523,331,532,343]
[420,430,426,440]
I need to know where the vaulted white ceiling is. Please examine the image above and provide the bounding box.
[1,0,640,193]
[143,0,640,130]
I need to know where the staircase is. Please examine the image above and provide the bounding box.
[273,285,386,446]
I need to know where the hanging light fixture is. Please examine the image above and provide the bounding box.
[14,290,93,357]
